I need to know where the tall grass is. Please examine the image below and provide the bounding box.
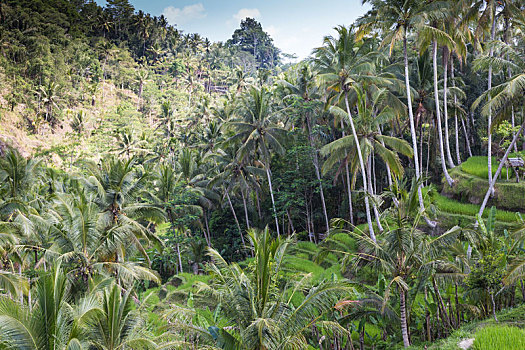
[432,193,518,222]
[473,325,525,350]
[460,156,516,179]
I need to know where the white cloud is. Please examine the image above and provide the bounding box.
[265,25,279,38]
[162,3,206,26]
[233,8,261,22]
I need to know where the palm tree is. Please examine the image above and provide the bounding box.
[0,148,42,218]
[87,284,157,349]
[196,227,352,349]
[418,19,458,186]
[472,36,525,216]
[36,82,61,124]
[330,178,458,347]
[209,146,263,244]
[135,68,149,110]
[279,63,331,233]
[359,0,436,227]
[227,86,287,236]
[321,85,414,233]
[0,265,99,349]
[80,157,165,249]
[312,26,381,240]
[465,0,510,185]
[48,192,160,286]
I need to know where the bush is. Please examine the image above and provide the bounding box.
[473,325,525,350]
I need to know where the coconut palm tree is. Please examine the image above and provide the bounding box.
[332,178,458,347]
[227,86,287,236]
[48,192,160,286]
[87,284,157,349]
[0,265,99,350]
[312,25,381,240]
[472,35,525,216]
[209,145,263,244]
[359,0,437,227]
[418,20,458,186]
[196,227,352,349]
[321,85,413,233]
[279,63,331,233]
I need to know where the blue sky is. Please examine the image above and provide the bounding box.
[98,1,369,60]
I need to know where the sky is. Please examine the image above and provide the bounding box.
[98,0,370,60]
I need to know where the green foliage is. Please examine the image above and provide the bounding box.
[431,192,518,222]
[444,163,525,212]
[473,326,525,350]
[460,156,511,179]
[466,252,505,292]
[227,18,280,68]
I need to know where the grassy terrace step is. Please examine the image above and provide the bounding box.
[432,193,519,223]
[442,156,525,212]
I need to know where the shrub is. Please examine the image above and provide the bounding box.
[473,325,525,350]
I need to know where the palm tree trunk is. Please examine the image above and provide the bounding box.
[308,117,330,233]
[400,287,410,347]
[404,35,436,227]
[341,120,354,224]
[487,15,497,194]
[451,57,461,164]
[241,190,250,230]
[344,92,376,242]
[433,40,454,186]
[433,278,452,330]
[203,210,211,247]
[443,49,455,168]
[378,126,393,188]
[226,191,245,246]
[368,155,383,232]
[461,117,473,157]
[477,120,525,217]
[266,167,281,237]
[176,242,183,274]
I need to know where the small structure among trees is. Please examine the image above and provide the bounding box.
[504,157,525,182]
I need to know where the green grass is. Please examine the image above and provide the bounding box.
[473,325,525,350]
[460,156,512,179]
[443,159,525,212]
[432,193,519,223]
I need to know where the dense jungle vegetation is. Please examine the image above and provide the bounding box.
[2,0,525,348]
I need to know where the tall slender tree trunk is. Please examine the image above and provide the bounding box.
[443,48,455,167]
[461,118,473,157]
[487,15,497,193]
[241,190,250,230]
[308,116,330,233]
[226,191,245,246]
[266,167,281,237]
[451,58,462,164]
[490,291,498,322]
[400,287,410,347]
[203,210,211,247]
[341,120,354,224]
[433,40,454,186]
[378,127,396,208]
[403,36,436,227]
[368,155,383,232]
[344,92,376,242]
